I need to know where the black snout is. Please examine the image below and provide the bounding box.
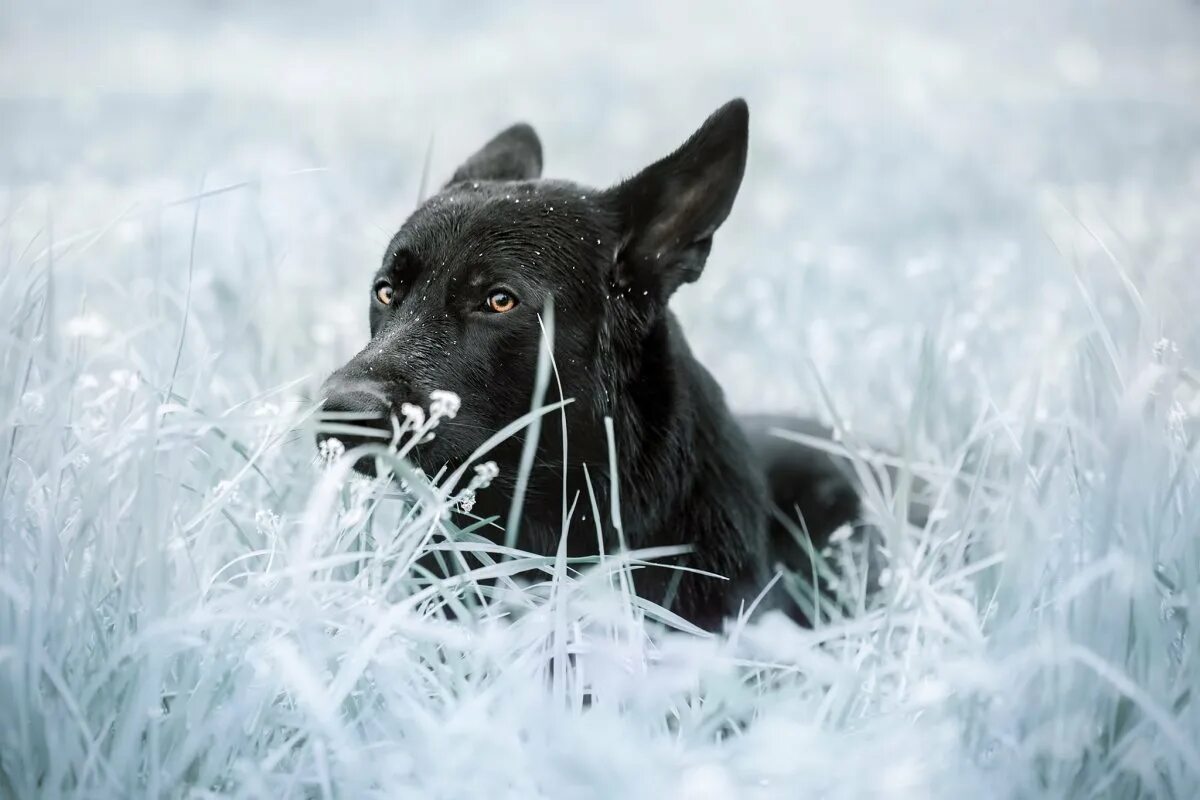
[316,381,395,474]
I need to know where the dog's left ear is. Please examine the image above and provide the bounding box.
[609,98,748,297]
[448,123,543,185]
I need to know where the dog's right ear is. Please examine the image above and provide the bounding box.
[447,123,543,185]
[608,98,748,299]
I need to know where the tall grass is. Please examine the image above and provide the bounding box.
[0,182,1196,799]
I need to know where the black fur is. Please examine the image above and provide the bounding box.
[319,99,863,631]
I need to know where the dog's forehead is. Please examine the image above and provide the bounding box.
[389,180,607,266]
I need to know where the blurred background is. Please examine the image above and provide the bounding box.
[2,0,1199,434]
[4,5,1200,796]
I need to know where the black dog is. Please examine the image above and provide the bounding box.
[319,99,863,631]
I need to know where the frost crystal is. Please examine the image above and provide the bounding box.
[473,460,499,486]
[253,402,281,417]
[64,313,109,339]
[1152,337,1179,362]
[829,523,853,543]
[20,391,45,417]
[214,479,241,504]
[400,403,426,428]
[109,369,140,392]
[429,390,461,420]
[318,436,345,465]
[1168,401,1188,444]
[254,509,281,536]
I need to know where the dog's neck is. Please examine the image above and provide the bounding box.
[458,310,770,623]
[469,311,768,572]
[607,312,768,541]
[453,310,773,627]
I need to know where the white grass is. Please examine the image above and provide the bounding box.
[1,174,1197,799]
[3,3,1200,787]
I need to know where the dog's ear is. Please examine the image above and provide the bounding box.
[447,123,543,185]
[609,99,748,297]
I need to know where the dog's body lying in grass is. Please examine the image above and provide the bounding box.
[319,99,864,630]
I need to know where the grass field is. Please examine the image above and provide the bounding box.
[3,2,1200,797]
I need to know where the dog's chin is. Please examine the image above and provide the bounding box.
[346,440,467,484]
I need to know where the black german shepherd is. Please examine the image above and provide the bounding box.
[319,99,864,631]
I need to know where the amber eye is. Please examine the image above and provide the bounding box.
[374,280,395,305]
[485,289,518,313]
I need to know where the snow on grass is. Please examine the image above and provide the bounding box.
[1,171,1198,799]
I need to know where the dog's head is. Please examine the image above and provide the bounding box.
[318,99,748,477]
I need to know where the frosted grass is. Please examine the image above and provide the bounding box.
[1,178,1197,799]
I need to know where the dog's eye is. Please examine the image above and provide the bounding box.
[374,280,395,305]
[485,289,518,313]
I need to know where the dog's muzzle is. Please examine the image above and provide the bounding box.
[315,379,396,473]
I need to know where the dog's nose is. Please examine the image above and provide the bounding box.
[316,382,394,473]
